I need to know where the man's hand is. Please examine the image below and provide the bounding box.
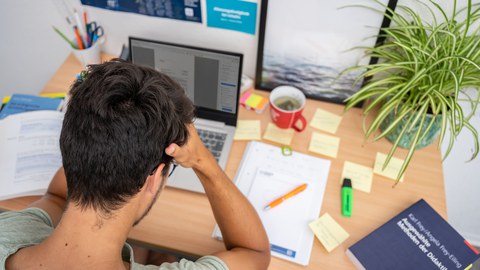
[165,124,214,170]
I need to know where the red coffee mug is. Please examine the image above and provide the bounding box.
[269,86,307,132]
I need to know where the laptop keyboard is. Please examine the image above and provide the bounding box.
[197,129,227,162]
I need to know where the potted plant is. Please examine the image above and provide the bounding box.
[343,0,480,182]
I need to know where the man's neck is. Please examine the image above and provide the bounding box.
[29,204,135,269]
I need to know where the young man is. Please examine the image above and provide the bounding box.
[0,60,270,270]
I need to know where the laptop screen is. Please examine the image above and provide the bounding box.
[129,38,242,119]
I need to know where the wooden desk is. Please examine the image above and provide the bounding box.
[0,54,447,269]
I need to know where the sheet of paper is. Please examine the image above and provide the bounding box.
[234,120,261,141]
[248,168,311,261]
[263,123,294,145]
[0,111,64,200]
[373,153,405,182]
[341,161,373,193]
[310,108,342,134]
[212,141,331,265]
[308,132,340,158]
[309,213,350,252]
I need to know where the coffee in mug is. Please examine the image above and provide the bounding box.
[269,86,307,132]
[273,96,302,111]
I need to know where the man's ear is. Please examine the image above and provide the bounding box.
[144,163,165,196]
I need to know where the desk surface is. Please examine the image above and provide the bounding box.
[0,54,447,269]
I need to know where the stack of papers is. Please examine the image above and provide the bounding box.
[213,141,331,265]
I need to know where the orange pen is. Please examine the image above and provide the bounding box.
[264,183,308,210]
[73,26,84,50]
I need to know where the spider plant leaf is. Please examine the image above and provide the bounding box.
[396,108,429,182]
[437,99,449,148]
[407,102,430,133]
[463,121,480,160]
[383,113,414,167]
[442,122,456,160]
[382,112,416,182]
[365,99,401,139]
[373,107,413,141]
[428,0,450,23]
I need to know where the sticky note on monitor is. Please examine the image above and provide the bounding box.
[308,132,340,158]
[310,108,342,134]
[309,213,349,252]
[234,120,261,141]
[341,161,373,193]
[373,153,405,182]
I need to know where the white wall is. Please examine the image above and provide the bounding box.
[442,91,480,247]
[0,0,70,97]
[1,0,479,245]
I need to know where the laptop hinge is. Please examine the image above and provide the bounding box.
[194,118,226,129]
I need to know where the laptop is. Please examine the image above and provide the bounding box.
[129,37,243,193]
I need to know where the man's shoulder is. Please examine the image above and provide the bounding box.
[0,208,53,267]
[0,207,53,226]
[130,256,229,270]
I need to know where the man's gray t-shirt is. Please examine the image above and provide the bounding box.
[0,208,228,270]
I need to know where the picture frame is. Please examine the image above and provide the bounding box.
[255,0,398,104]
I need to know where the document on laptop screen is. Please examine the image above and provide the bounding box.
[130,39,241,114]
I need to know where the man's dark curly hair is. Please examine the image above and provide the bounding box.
[60,59,194,214]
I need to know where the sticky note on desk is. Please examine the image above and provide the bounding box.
[310,108,342,134]
[263,123,294,145]
[234,120,261,141]
[308,132,340,158]
[373,153,405,182]
[309,213,349,252]
[341,161,373,193]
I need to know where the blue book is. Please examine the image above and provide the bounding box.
[0,94,63,119]
[346,199,479,270]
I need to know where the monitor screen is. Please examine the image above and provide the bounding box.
[130,38,242,115]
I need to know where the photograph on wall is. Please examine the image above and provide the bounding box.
[256,0,397,103]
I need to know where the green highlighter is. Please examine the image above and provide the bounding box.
[342,178,353,217]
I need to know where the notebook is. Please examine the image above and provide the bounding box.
[129,37,243,193]
[212,141,331,265]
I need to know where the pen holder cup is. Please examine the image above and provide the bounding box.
[72,37,104,67]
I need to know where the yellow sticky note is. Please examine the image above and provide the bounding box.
[308,132,340,158]
[341,161,373,193]
[263,123,294,145]
[309,213,350,252]
[373,153,405,182]
[245,95,263,107]
[234,120,261,141]
[310,108,342,134]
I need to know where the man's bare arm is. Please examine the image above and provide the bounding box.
[166,125,271,270]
